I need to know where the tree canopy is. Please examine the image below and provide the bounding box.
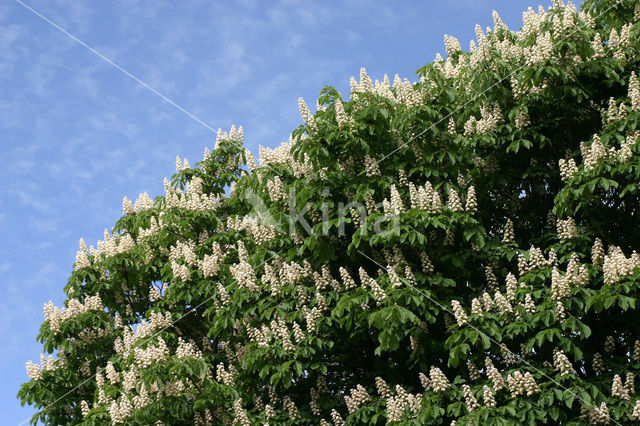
[18,0,640,424]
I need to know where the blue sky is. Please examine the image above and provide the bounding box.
[0,0,576,423]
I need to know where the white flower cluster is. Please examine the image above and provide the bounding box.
[259,141,292,167]
[298,97,318,132]
[556,217,578,240]
[581,135,608,170]
[446,188,463,212]
[506,370,539,398]
[330,408,344,425]
[216,363,235,386]
[133,337,169,368]
[132,385,151,411]
[469,25,491,67]
[313,265,340,292]
[232,398,250,426]
[262,263,281,296]
[134,192,154,212]
[199,247,223,278]
[259,138,318,180]
[558,157,579,181]
[633,400,640,420]
[364,155,381,177]
[553,349,575,376]
[80,400,90,417]
[521,6,546,39]
[214,125,244,151]
[149,311,172,331]
[385,385,422,422]
[393,74,424,108]
[349,68,424,107]
[502,219,515,244]
[481,292,493,311]
[429,366,450,392]
[350,67,373,97]
[247,323,273,347]
[551,268,571,300]
[629,72,640,111]
[585,402,610,424]
[603,246,640,285]
[292,321,305,343]
[518,246,554,276]
[230,260,259,291]
[451,300,468,325]
[471,298,484,316]
[390,184,405,214]
[25,360,43,380]
[612,374,630,400]
[465,186,477,212]
[443,55,466,80]
[592,352,604,373]
[464,103,503,136]
[501,343,516,365]
[618,132,639,163]
[418,372,430,391]
[485,358,505,390]
[163,177,220,211]
[169,239,197,266]
[462,384,479,412]
[105,361,120,385]
[419,252,434,274]
[375,376,393,398]
[494,291,513,315]
[233,215,279,245]
[408,181,442,213]
[170,260,191,282]
[606,97,625,123]
[556,301,566,321]
[279,260,312,286]
[486,266,499,290]
[175,156,190,173]
[74,238,91,270]
[243,148,257,171]
[523,372,540,396]
[40,353,59,372]
[43,295,103,333]
[139,219,163,249]
[604,335,615,354]
[344,384,370,413]
[270,318,295,351]
[115,320,157,357]
[108,395,134,424]
[334,99,353,128]
[466,362,480,384]
[483,385,496,407]
[387,267,403,289]
[175,337,203,359]
[267,176,286,202]
[507,371,526,398]
[524,31,553,66]
[627,373,635,395]
[504,273,518,302]
[443,34,461,56]
[122,367,138,393]
[358,268,387,304]
[283,397,299,421]
[524,293,536,314]
[93,229,135,258]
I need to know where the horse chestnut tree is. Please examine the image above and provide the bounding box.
[18,0,640,424]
